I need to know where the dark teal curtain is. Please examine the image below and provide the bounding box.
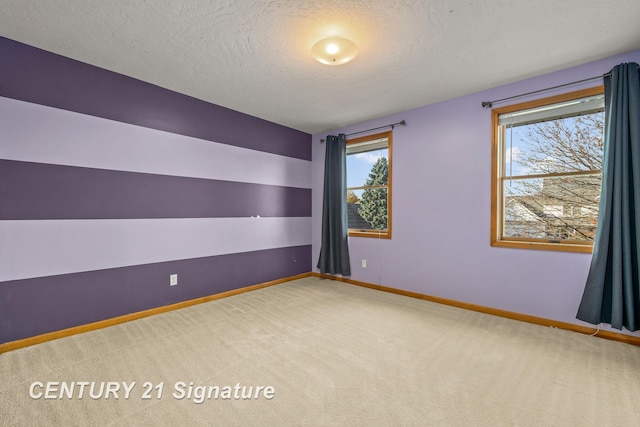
[576,62,640,331]
[317,134,351,276]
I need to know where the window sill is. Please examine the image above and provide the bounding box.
[491,239,593,253]
[349,230,391,239]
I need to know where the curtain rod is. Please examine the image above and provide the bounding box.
[480,64,640,108]
[321,120,406,143]
[481,74,607,109]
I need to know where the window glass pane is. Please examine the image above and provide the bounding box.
[347,188,388,231]
[346,131,391,238]
[498,94,604,126]
[503,174,601,241]
[502,111,604,177]
[346,147,388,188]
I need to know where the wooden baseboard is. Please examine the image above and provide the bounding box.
[311,272,640,346]
[0,272,313,354]
[6,271,636,353]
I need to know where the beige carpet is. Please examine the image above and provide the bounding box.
[2,276,639,426]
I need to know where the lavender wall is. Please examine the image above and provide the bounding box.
[0,37,312,344]
[312,49,640,337]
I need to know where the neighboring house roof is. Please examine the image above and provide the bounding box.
[505,198,546,223]
[506,175,601,223]
[347,203,373,230]
[506,197,552,222]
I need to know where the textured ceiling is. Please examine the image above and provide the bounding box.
[1,1,639,134]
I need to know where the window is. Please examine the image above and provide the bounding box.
[346,131,392,238]
[491,87,604,252]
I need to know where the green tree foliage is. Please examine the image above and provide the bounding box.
[346,190,360,204]
[359,157,388,229]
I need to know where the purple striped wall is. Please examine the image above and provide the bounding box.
[0,37,312,344]
[0,37,310,160]
[0,159,311,219]
[0,246,311,343]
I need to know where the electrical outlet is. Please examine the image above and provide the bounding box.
[361,259,367,268]
[170,274,178,286]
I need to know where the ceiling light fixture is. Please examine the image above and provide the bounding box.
[311,37,358,65]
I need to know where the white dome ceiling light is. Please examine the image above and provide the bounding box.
[311,37,358,65]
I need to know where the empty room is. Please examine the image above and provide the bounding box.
[2,1,640,426]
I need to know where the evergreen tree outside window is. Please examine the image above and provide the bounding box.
[345,131,392,238]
